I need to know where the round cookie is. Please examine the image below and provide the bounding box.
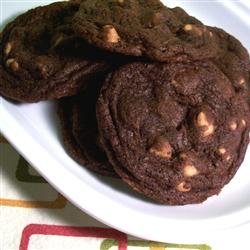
[97,62,250,205]
[73,0,220,62]
[0,2,108,102]
[58,76,117,177]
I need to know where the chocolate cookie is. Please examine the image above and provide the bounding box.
[210,27,250,99]
[97,62,250,205]
[0,2,108,102]
[58,76,116,177]
[73,0,219,62]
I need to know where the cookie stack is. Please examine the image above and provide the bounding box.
[1,0,249,205]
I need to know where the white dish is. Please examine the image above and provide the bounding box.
[1,0,250,243]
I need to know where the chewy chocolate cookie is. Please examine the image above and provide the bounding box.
[97,62,249,205]
[210,27,250,99]
[58,76,116,177]
[0,1,108,102]
[73,0,219,62]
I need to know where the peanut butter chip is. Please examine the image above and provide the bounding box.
[149,137,172,159]
[103,25,120,43]
[197,112,214,137]
[209,31,213,37]
[4,43,12,56]
[218,147,226,155]
[171,80,177,85]
[6,58,14,66]
[184,24,204,36]
[184,164,198,177]
[6,58,19,71]
[230,121,237,131]
[118,0,124,3]
[239,78,246,86]
[184,24,193,31]
[177,182,191,192]
[241,119,246,126]
[218,147,232,161]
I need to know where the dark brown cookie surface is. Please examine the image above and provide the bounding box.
[0,2,108,102]
[58,76,116,177]
[73,0,219,62]
[210,27,250,100]
[97,62,249,205]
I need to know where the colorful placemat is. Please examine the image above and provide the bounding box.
[0,134,248,250]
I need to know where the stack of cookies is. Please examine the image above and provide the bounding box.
[1,0,249,205]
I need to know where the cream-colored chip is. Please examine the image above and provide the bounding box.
[218,147,232,161]
[118,0,124,3]
[230,121,237,131]
[176,182,191,192]
[184,164,198,177]
[241,119,246,126]
[197,112,208,126]
[171,79,179,88]
[6,58,19,71]
[218,147,226,155]
[149,138,172,159]
[6,58,14,66]
[197,111,214,137]
[209,31,213,37]
[4,43,12,56]
[184,24,204,36]
[239,78,246,86]
[184,24,193,31]
[102,25,120,43]
[203,125,214,137]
